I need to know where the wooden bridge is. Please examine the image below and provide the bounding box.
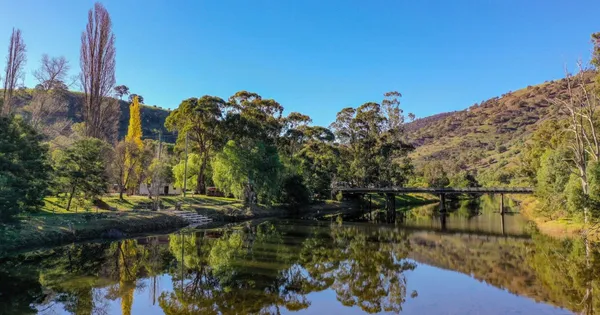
[334,186,534,222]
[334,187,534,194]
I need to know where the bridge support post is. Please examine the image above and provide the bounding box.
[386,193,396,223]
[501,212,505,236]
[369,194,373,221]
[500,193,505,214]
[440,213,447,231]
[439,193,446,213]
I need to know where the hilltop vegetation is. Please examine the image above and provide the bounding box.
[407,72,595,187]
[1,89,171,140]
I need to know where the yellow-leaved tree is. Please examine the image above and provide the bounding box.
[124,95,144,193]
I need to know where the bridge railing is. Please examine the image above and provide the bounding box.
[333,186,534,194]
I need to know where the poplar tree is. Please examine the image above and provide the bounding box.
[124,95,143,193]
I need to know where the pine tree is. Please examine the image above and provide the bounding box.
[124,95,143,192]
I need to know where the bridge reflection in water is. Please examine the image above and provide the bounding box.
[335,187,534,238]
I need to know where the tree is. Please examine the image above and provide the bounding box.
[2,28,27,116]
[26,55,71,136]
[32,54,69,91]
[551,64,600,225]
[124,95,144,193]
[146,157,173,209]
[114,85,129,100]
[330,93,414,188]
[297,126,339,198]
[422,161,450,187]
[165,96,225,194]
[80,2,119,141]
[225,91,284,146]
[172,153,201,191]
[128,93,143,104]
[212,140,282,204]
[53,138,110,211]
[280,112,312,158]
[279,174,310,209]
[111,140,142,200]
[0,116,51,221]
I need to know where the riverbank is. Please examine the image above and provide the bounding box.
[0,210,188,256]
[516,195,588,238]
[0,193,439,256]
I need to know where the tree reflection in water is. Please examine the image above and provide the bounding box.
[2,220,600,314]
[158,222,416,314]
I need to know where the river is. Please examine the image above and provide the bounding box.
[1,197,596,314]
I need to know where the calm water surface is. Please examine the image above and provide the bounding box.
[1,198,596,314]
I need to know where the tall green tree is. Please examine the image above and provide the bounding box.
[165,96,225,194]
[331,92,413,187]
[296,126,339,198]
[53,138,110,211]
[224,91,284,146]
[0,116,51,221]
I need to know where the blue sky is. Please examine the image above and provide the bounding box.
[1,0,599,127]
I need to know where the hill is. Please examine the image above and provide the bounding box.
[4,74,589,185]
[405,73,595,185]
[4,89,172,141]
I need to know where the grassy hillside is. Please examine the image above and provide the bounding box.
[4,89,172,140]
[405,73,595,185]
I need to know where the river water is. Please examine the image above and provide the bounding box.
[1,197,597,314]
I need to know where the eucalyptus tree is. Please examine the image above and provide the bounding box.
[330,91,413,188]
[165,96,225,194]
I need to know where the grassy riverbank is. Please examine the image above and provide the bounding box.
[0,210,187,256]
[517,196,588,238]
[0,193,438,256]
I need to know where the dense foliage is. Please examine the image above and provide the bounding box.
[52,138,111,211]
[0,116,51,221]
[164,90,414,205]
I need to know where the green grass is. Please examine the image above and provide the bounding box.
[0,210,187,256]
[0,194,255,255]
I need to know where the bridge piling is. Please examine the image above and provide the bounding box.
[386,193,396,223]
[439,193,446,213]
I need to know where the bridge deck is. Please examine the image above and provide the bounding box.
[336,187,534,194]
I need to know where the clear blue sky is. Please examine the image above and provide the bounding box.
[1,0,599,127]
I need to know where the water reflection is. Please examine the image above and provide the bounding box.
[0,217,597,314]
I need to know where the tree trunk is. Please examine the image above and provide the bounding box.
[579,166,590,229]
[197,153,209,195]
[66,186,76,211]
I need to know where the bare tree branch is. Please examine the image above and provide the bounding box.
[33,54,70,90]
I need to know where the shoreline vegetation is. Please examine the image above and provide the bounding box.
[516,196,591,239]
[0,193,439,256]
